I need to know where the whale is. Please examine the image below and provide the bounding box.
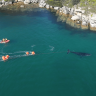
[67,49,91,57]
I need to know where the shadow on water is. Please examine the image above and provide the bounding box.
[0,8,66,30]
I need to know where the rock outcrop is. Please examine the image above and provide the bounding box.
[0,0,96,31]
[90,16,96,30]
[39,0,46,7]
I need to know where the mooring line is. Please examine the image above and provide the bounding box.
[35,51,67,55]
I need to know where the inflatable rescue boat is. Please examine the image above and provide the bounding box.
[0,40,10,43]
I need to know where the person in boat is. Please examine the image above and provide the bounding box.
[5,38,7,41]
[2,38,5,42]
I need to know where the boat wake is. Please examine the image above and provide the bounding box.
[0,51,34,62]
[9,54,33,59]
[31,45,36,50]
[31,45,36,48]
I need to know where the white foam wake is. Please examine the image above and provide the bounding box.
[31,45,36,48]
[49,45,54,51]
[0,50,34,61]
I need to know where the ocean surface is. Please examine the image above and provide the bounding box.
[0,8,96,96]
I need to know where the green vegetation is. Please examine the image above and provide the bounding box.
[4,0,8,1]
[46,0,96,13]
[91,14,93,17]
[46,0,63,7]
[79,0,96,14]
[4,0,12,2]
[46,0,80,7]
[61,0,80,7]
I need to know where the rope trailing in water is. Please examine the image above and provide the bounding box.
[35,51,67,55]
[1,51,67,61]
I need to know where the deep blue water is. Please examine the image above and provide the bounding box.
[0,8,96,96]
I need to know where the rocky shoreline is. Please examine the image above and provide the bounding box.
[0,0,96,31]
[0,2,39,12]
[39,0,96,31]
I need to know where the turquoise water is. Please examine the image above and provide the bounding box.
[0,8,96,96]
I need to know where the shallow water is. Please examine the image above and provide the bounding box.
[0,8,96,96]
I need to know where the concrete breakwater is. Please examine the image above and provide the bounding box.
[0,0,96,31]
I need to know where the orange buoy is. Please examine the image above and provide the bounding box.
[2,56,5,59]
[5,55,9,59]
[2,56,6,61]
[26,52,29,55]
[32,51,35,55]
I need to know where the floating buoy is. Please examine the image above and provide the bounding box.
[32,51,35,55]
[2,56,6,61]
[2,56,5,59]
[26,52,29,55]
[5,55,9,59]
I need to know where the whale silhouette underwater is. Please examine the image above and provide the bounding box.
[67,49,91,57]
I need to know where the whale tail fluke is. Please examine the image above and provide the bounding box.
[67,49,70,54]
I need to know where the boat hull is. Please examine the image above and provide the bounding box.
[0,40,10,43]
